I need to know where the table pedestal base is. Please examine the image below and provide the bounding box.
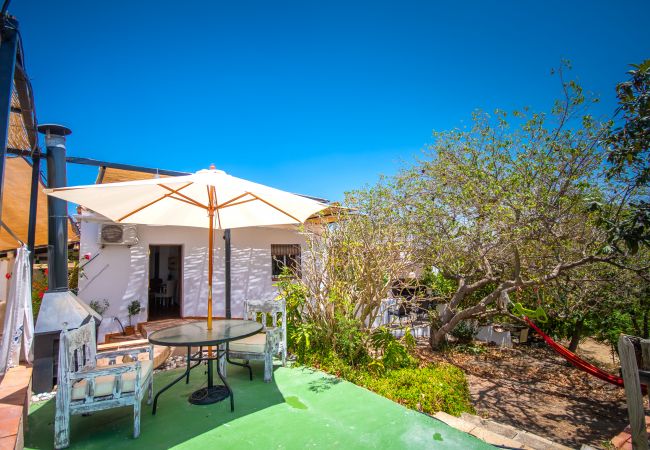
[189,385,230,405]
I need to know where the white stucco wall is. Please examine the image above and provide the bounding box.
[76,215,305,342]
[0,256,14,303]
[0,256,15,334]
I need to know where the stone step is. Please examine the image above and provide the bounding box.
[460,412,520,438]
[513,429,573,450]
[435,411,574,450]
[434,412,529,449]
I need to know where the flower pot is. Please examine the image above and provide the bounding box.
[124,326,136,335]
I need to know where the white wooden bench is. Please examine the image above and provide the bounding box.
[54,321,153,449]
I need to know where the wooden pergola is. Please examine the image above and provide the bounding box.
[0,156,78,253]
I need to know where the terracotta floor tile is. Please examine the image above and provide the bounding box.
[0,416,20,439]
[0,434,18,450]
[611,431,631,448]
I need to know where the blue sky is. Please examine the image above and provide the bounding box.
[11,0,650,202]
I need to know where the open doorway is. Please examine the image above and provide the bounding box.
[148,245,182,320]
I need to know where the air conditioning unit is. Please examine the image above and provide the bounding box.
[98,224,139,246]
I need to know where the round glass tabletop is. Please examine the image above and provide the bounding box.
[148,320,263,347]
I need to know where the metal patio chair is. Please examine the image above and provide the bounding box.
[221,299,286,382]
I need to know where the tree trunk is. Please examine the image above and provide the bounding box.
[631,314,642,337]
[429,328,447,349]
[568,319,584,352]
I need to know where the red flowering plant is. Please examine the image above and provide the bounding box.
[31,269,48,320]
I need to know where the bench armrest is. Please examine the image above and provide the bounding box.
[97,339,150,351]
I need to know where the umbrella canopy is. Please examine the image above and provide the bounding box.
[45,167,329,329]
[45,168,328,230]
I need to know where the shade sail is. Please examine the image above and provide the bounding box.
[45,168,328,230]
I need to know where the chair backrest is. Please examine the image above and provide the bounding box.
[58,321,97,387]
[167,280,177,297]
[244,299,286,335]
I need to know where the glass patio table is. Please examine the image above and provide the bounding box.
[148,319,263,414]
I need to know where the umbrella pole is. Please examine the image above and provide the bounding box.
[207,207,214,331]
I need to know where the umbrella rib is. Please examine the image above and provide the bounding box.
[211,186,222,229]
[217,192,253,209]
[117,182,194,222]
[206,186,213,210]
[248,193,302,223]
[167,195,205,208]
[217,197,257,209]
[158,184,207,209]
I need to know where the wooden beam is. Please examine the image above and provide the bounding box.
[65,157,190,177]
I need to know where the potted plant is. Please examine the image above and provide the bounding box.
[125,300,142,335]
[89,299,110,325]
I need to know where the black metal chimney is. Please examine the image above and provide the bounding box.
[41,124,71,289]
[33,124,101,393]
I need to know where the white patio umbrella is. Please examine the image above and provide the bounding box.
[45,167,328,330]
[0,244,34,375]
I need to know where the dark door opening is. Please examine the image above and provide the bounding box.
[148,245,182,320]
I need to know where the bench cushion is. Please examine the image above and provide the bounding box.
[71,360,153,400]
[229,332,266,354]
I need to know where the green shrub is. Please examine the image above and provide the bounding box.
[370,327,416,370]
[276,266,474,417]
[307,353,474,416]
[332,314,369,365]
[451,321,476,343]
[68,262,80,293]
[360,364,475,416]
[289,321,317,363]
[31,269,48,321]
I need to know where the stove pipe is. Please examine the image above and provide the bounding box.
[33,124,101,394]
[43,124,71,289]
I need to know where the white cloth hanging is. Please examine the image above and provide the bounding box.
[0,245,34,375]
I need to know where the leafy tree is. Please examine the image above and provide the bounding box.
[353,66,648,348]
[606,59,650,188]
[299,193,415,334]
[602,60,650,253]
[287,63,649,353]
[276,202,414,364]
[535,254,649,350]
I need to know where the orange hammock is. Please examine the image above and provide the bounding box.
[523,317,648,395]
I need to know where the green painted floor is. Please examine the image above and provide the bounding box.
[26,362,493,449]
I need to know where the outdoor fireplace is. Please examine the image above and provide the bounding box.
[33,124,101,394]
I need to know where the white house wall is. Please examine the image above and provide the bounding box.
[77,219,305,342]
[0,256,15,334]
